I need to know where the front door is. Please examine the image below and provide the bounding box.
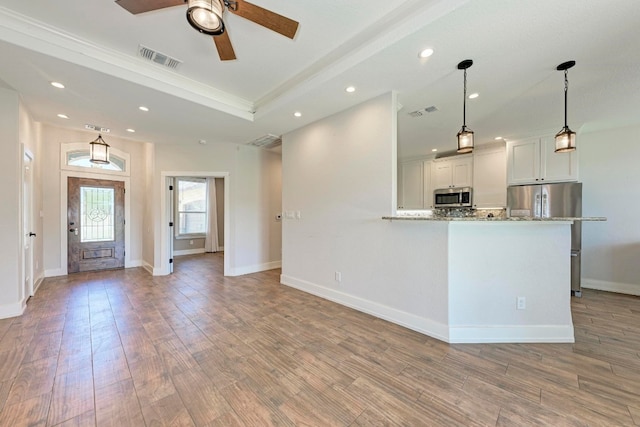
[68,177,125,273]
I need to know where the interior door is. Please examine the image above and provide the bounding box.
[168,178,174,273]
[23,152,34,298]
[68,177,125,273]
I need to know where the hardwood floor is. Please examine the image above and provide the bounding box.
[1,253,639,426]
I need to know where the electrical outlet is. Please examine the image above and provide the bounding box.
[517,296,526,310]
[335,271,342,282]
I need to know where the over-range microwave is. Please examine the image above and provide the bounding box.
[434,187,473,208]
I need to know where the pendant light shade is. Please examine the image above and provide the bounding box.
[457,59,474,154]
[555,60,577,153]
[89,134,110,164]
[186,0,225,35]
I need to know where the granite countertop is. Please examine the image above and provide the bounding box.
[382,215,607,222]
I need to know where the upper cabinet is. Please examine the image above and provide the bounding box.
[473,144,507,208]
[398,159,434,209]
[507,137,578,185]
[432,155,473,189]
[398,160,424,209]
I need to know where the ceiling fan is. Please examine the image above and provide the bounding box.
[115,0,299,61]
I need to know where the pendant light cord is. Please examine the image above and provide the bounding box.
[563,69,569,128]
[462,68,467,128]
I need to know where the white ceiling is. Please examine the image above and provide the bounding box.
[0,0,639,159]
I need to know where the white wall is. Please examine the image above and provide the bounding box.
[41,125,147,274]
[281,93,452,339]
[580,125,640,294]
[0,88,22,317]
[152,143,282,275]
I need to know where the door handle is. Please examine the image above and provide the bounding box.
[28,232,36,237]
[69,228,78,235]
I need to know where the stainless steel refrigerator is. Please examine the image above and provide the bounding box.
[507,182,582,296]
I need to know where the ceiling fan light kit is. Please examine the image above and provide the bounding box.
[555,60,577,153]
[186,0,225,35]
[117,0,299,61]
[456,59,474,154]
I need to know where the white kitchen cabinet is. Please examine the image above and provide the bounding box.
[507,137,578,185]
[473,144,507,208]
[398,160,423,209]
[432,155,473,190]
[423,160,433,208]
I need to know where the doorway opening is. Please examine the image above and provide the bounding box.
[160,172,230,276]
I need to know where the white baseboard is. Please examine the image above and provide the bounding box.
[33,274,45,295]
[448,325,575,344]
[0,300,26,319]
[280,274,450,343]
[126,259,143,268]
[229,260,282,277]
[218,246,224,252]
[173,248,206,256]
[142,262,154,275]
[582,278,640,296]
[44,268,66,278]
[280,274,575,344]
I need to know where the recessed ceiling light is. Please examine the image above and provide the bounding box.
[494,136,503,140]
[126,128,136,133]
[294,111,302,117]
[468,93,479,99]
[199,139,207,145]
[419,48,434,58]
[57,114,69,119]
[139,106,149,112]
[345,86,356,93]
[51,82,65,89]
[431,148,438,152]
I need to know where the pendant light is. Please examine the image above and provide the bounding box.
[554,60,576,152]
[89,134,110,164]
[186,0,225,35]
[456,59,474,154]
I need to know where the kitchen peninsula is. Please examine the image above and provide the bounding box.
[381,215,605,344]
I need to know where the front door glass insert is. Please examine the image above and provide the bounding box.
[81,186,115,242]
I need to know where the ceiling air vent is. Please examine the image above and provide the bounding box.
[408,105,439,117]
[246,134,282,149]
[138,45,182,70]
[84,124,110,133]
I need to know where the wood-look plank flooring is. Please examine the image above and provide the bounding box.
[1,253,639,426]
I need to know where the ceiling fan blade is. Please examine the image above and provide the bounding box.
[115,0,184,14]
[229,0,299,39]
[213,32,237,61]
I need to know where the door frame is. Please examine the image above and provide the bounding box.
[60,170,131,275]
[159,171,230,276]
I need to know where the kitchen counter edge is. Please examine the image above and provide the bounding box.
[381,216,607,222]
